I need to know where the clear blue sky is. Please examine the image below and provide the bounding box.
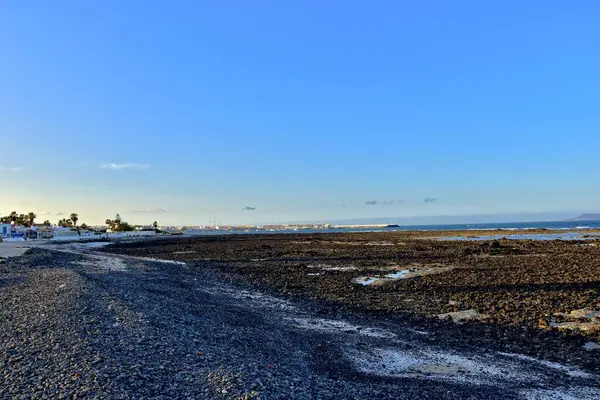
[1,1,599,225]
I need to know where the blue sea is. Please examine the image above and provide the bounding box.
[382,220,600,232]
[186,220,600,236]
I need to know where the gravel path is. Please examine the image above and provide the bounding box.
[1,245,600,399]
[0,241,33,259]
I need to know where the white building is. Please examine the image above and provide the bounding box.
[0,223,11,238]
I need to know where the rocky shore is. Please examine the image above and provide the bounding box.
[105,232,600,371]
[1,235,600,398]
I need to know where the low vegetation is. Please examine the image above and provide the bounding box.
[1,210,158,233]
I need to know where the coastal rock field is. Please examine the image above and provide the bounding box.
[105,232,600,372]
[1,232,600,398]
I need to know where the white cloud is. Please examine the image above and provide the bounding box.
[0,166,21,172]
[100,163,151,170]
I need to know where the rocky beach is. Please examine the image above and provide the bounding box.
[105,231,600,351]
[4,0,597,397]
[1,231,600,399]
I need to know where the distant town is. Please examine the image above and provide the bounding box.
[0,210,395,241]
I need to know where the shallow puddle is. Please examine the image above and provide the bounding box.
[353,266,454,286]
[354,277,381,285]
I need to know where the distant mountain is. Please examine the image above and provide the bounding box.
[568,214,600,221]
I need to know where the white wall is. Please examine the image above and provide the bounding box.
[0,224,11,238]
[50,230,156,241]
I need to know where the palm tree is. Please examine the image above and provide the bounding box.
[9,211,18,223]
[27,212,36,227]
[43,220,51,226]
[114,214,122,230]
[58,218,72,228]
[70,213,79,227]
[153,221,158,229]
